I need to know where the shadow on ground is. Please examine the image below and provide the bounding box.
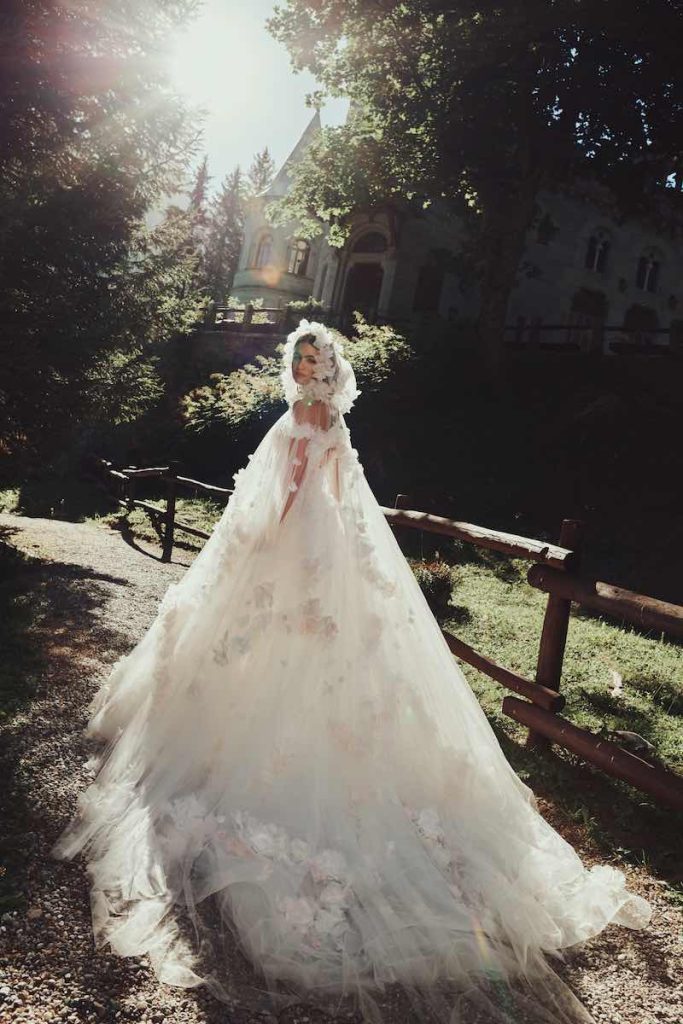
[0,524,131,914]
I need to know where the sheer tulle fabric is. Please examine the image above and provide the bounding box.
[52,401,650,1024]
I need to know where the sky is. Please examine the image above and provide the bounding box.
[163,0,350,192]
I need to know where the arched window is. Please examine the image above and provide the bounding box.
[254,233,273,268]
[636,250,661,293]
[352,231,388,254]
[623,303,659,345]
[287,239,310,276]
[584,230,610,272]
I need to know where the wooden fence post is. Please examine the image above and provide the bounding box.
[125,467,136,512]
[243,303,254,326]
[162,460,179,563]
[526,517,585,749]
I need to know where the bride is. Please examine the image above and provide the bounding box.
[52,319,650,1024]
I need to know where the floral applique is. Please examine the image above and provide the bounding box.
[360,612,384,653]
[403,805,458,875]
[301,556,322,582]
[327,719,368,756]
[346,511,398,598]
[277,597,338,640]
[163,794,226,858]
[251,581,274,610]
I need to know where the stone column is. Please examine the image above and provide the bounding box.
[325,251,342,317]
[377,248,398,318]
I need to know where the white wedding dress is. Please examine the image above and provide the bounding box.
[52,335,650,1024]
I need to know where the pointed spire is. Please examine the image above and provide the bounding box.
[258,110,322,199]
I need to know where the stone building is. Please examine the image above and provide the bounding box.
[230,111,683,353]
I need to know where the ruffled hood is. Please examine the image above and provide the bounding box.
[280,319,361,416]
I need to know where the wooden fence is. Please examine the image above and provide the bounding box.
[91,457,683,811]
[209,307,681,357]
[504,322,680,355]
[92,457,232,563]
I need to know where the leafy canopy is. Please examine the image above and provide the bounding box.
[268,0,682,226]
[0,0,204,461]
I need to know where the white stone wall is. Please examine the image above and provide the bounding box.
[230,184,682,338]
[507,188,682,336]
[232,196,323,308]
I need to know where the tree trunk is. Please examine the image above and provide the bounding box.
[476,177,541,374]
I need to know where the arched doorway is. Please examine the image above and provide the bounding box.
[623,303,659,347]
[567,287,608,353]
[341,262,384,327]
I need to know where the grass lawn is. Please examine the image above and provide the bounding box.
[427,538,682,890]
[2,492,681,901]
[444,545,681,773]
[85,495,225,552]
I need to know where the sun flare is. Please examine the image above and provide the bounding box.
[164,10,262,110]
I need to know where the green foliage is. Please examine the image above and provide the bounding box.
[343,313,415,391]
[91,496,223,552]
[247,147,277,197]
[180,318,413,433]
[286,297,326,320]
[409,558,456,614]
[181,355,283,434]
[0,0,203,466]
[266,2,683,363]
[204,167,245,305]
[265,121,406,248]
[221,296,269,324]
[269,2,682,210]
[188,156,211,223]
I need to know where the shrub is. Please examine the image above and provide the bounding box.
[181,316,412,434]
[285,297,328,323]
[224,296,269,324]
[342,313,415,391]
[410,558,455,614]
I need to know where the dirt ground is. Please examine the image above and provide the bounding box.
[0,514,680,1024]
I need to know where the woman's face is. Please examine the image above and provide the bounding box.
[292,340,318,385]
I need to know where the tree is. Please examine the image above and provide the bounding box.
[267,1,683,368]
[247,147,276,196]
[204,167,245,306]
[186,154,211,284]
[0,0,203,462]
[189,155,211,219]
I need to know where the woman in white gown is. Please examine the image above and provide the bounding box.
[52,319,650,1024]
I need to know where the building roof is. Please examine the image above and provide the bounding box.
[258,110,321,199]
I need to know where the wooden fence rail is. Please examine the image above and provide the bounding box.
[503,697,683,809]
[528,564,683,640]
[92,457,233,561]
[90,455,683,810]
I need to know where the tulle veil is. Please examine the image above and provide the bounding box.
[52,320,650,1024]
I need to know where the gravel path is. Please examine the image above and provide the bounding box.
[0,513,680,1024]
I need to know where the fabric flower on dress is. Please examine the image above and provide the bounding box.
[406,806,454,874]
[164,795,225,858]
[251,581,274,610]
[278,896,315,932]
[308,848,349,883]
